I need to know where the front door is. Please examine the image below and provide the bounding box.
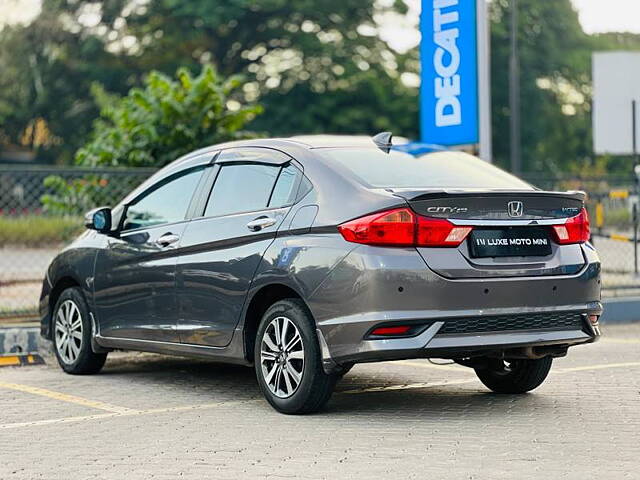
[177,149,302,347]
[94,166,204,341]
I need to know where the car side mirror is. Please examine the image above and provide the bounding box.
[85,207,112,233]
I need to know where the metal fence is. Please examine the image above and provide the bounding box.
[0,167,638,320]
[0,166,156,319]
[523,174,640,295]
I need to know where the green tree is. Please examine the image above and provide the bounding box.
[40,64,261,214]
[0,1,125,163]
[76,64,262,167]
[0,0,416,164]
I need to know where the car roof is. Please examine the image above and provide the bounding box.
[175,134,413,164]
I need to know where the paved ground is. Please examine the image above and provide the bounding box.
[1,324,639,480]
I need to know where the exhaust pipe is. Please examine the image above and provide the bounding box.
[504,345,568,359]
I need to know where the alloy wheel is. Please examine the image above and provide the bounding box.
[54,299,83,365]
[260,316,305,398]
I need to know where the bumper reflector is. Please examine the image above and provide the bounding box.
[370,326,412,336]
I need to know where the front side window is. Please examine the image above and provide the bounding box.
[122,167,203,231]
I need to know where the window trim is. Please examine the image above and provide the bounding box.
[194,150,306,221]
[119,218,192,238]
[215,146,292,166]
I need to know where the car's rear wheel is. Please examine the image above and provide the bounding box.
[474,357,553,394]
[53,287,107,374]
[254,299,338,414]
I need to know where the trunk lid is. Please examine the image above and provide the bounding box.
[390,189,585,221]
[388,189,588,279]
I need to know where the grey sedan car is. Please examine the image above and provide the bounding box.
[40,134,602,414]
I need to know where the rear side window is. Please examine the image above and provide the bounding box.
[317,148,533,190]
[122,167,204,231]
[268,164,299,208]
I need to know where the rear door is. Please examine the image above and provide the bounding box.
[176,148,303,347]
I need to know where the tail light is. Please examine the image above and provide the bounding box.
[551,208,590,245]
[337,208,472,247]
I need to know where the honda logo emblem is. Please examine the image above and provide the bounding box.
[507,201,524,217]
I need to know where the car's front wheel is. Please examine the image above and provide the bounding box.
[254,299,338,414]
[52,287,107,374]
[474,357,553,394]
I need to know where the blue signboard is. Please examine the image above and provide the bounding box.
[420,0,479,146]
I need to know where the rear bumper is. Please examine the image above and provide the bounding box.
[316,302,602,372]
[308,242,602,372]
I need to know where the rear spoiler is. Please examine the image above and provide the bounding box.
[387,189,587,204]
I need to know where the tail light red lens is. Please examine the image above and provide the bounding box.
[551,208,590,245]
[370,326,412,336]
[416,216,473,247]
[338,208,472,247]
[337,208,415,246]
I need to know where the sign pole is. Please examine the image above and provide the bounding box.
[477,0,492,162]
[633,100,638,164]
[509,0,521,174]
[633,100,639,275]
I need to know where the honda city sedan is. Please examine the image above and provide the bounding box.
[40,134,602,414]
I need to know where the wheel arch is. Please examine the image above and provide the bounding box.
[243,283,311,363]
[46,276,82,339]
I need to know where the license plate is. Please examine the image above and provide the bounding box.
[468,227,552,258]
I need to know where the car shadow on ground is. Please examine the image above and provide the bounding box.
[93,353,557,418]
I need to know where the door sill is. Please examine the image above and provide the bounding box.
[95,334,250,365]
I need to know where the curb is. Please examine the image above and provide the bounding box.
[600,297,640,324]
[0,354,45,367]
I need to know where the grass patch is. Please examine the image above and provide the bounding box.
[0,216,83,248]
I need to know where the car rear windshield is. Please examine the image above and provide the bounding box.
[317,148,533,190]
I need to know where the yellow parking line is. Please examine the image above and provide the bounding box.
[345,360,640,395]
[0,399,261,430]
[396,358,640,376]
[601,338,640,345]
[556,362,640,373]
[0,382,136,414]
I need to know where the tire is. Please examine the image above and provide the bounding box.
[474,357,553,394]
[52,287,107,375]
[254,299,338,414]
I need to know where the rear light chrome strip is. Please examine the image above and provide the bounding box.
[448,218,569,226]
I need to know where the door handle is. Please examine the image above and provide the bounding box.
[247,216,277,232]
[155,233,180,248]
